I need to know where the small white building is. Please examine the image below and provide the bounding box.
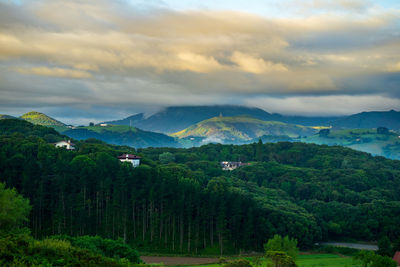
[118,154,141,167]
[100,123,108,127]
[220,161,250,171]
[54,140,75,150]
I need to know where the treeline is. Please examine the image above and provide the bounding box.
[139,141,400,242]
[1,119,400,254]
[0,180,141,266]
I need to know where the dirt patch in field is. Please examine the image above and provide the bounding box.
[141,256,219,266]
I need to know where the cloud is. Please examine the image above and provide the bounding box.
[177,52,223,72]
[302,0,371,12]
[231,51,288,73]
[201,135,224,145]
[388,61,400,72]
[244,94,400,116]
[0,0,399,121]
[17,67,92,78]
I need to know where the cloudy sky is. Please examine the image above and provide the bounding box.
[0,0,399,124]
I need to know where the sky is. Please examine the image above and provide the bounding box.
[0,0,399,124]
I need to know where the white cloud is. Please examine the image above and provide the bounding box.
[231,51,288,73]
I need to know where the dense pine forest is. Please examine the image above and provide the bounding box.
[1,119,400,255]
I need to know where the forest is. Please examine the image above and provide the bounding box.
[0,119,400,255]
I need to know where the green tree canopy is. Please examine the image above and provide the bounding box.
[0,182,31,234]
[159,152,176,164]
[378,236,393,257]
[355,251,397,267]
[266,251,297,267]
[264,235,299,260]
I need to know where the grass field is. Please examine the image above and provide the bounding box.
[296,254,360,267]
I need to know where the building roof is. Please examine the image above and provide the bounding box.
[118,154,141,159]
[393,251,400,266]
[54,140,76,146]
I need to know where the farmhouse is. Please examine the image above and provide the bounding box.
[220,161,250,171]
[118,154,141,167]
[393,251,400,267]
[54,140,75,150]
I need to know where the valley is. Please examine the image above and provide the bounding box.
[3,106,400,159]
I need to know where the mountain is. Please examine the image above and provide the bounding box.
[62,124,179,148]
[116,105,340,134]
[20,111,66,127]
[135,105,275,133]
[0,114,16,120]
[172,116,318,143]
[102,113,144,126]
[331,110,400,130]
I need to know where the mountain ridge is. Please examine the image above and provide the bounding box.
[102,113,144,126]
[115,105,341,134]
[331,109,400,130]
[172,115,318,143]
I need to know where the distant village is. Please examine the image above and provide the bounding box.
[53,140,141,167]
[53,140,252,171]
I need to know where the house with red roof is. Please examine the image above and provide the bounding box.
[118,154,141,167]
[393,251,400,267]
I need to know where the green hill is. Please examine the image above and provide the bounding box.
[172,116,317,143]
[302,128,400,159]
[20,111,66,127]
[0,114,16,120]
[62,124,180,148]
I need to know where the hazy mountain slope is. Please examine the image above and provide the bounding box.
[331,110,400,130]
[172,116,317,143]
[20,111,66,127]
[102,113,144,126]
[62,125,179,148]
[120,105,339,133]
[0,114,16,120]
[276,115,340,126]
[302,128,400,159]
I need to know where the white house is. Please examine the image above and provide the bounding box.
[54,140,75,150]
[220,161,250,171]
[118,154,141,167]
[99,123,108,127]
